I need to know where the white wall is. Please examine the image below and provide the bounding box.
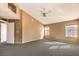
[7,23,14,44]
[0,3,8,8]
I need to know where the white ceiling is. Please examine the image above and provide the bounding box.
[18,3,79,24]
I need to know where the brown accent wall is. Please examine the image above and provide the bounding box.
[14,7,22,43]
[46,20,79,43]
[22,11,43,43]
[14,5,43,43]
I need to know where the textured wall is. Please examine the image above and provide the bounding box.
[46,20,79,43]
[14,6,22,43]
[22,11,43,43]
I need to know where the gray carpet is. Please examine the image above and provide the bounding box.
[0,39,79,56]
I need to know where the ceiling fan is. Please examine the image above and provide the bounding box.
[40,8,52,17]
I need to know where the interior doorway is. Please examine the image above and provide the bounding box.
[0,21,15,44]
[0,22,7,43]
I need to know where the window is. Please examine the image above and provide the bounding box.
[40,26,44,39]
[1,23,7,42]
[65,25,78,38]
[44,26,50,36]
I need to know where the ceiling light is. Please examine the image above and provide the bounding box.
[40,8,52,17]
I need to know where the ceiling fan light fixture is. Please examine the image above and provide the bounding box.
[42,12,47,17]
[40,8,52,17]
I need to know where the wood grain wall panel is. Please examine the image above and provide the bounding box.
[14,6,43,43]
[22,11,43,43]
[46,20,79,43]
[14,8,22,43]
